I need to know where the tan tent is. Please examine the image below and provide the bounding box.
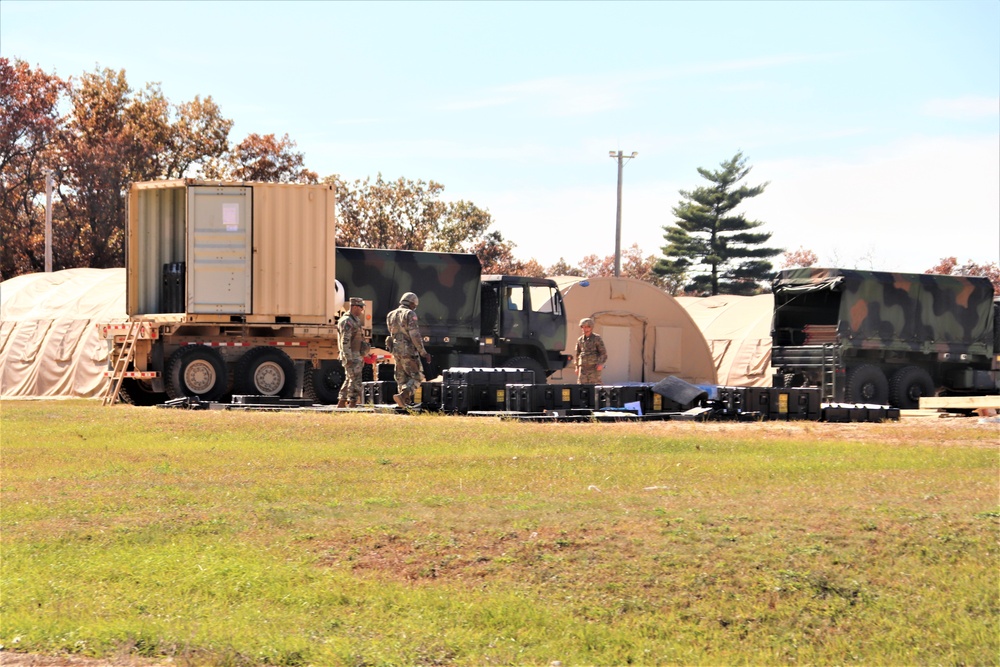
[1,268,126,399]
[675,294,774,387]
[548,276,717,386]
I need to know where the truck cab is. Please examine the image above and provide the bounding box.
[479,275,570,380]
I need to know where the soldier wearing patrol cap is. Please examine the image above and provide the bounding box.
[386,292,431,407]
[575,317,607,384]
[337,297,368,408]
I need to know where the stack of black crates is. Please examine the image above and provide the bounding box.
[441,367,535,413]
[715,386,822,421]
[506,384,597,412]
[360,379,444,410]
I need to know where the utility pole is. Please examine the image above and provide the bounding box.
[45,169,53,272]
[608,150,637,277]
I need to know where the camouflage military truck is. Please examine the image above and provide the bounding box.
[335,247,571,384]
[771,268,999,408]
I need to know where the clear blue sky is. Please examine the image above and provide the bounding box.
[3,0,998,273]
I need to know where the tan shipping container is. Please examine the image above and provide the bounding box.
[127,180,339,324]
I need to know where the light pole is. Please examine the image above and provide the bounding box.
[608,150,637,277]
[45,169,53,272]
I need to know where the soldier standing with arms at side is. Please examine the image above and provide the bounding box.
[575,317,607,384]
[336,297,368,408]
[386,292,431,407]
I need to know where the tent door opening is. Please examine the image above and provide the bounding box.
[601,325,632,384]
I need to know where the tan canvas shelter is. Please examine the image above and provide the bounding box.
[1,268,126,399]
[675,294,774,387]
[548,276,717,385]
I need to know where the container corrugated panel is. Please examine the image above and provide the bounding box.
[251,182,337,323]
[129,181,187,315]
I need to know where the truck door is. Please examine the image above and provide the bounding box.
[187,186,252,314]
[500,283,529,340]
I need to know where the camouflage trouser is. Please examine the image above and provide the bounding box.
[394,354,424,395]
[338,355,364,402]
[578,366,602,385]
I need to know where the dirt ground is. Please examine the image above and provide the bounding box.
[0,653,171,667]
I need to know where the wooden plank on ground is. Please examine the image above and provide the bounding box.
[900,409,945,418]
[920,395,1000,409]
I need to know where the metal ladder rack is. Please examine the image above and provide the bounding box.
[820,343,839,402]
[101,321,141,406]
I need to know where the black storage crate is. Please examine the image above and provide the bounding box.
[506,384,596,412]
[362,380,397,405]
[716,386,820,421]
[442,367,536,386]
[442,384,469,413]
[442,383,508,413]
[595,384,664,413]
[415,382,443,411]
[767,387,822,421]
[822,403,900,423]
[716,386,752,416]
[821,403,852,423]
[161,262,185,313]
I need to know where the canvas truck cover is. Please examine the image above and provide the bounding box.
[335,247,482,341]
[773,268,995,358]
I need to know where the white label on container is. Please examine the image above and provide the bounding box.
[222,203,239,231]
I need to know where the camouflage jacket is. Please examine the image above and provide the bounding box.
[337,313,366,358]
[576,333,607,368]
[386,305,427,357]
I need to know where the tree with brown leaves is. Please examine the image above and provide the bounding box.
[927,257,1000,292]
[0,58,67,278]
[204,132,317,184]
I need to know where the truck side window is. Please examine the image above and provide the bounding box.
[506,286,524,311]
[529,285,560,315]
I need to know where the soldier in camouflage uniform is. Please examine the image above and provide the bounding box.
[336,297,368,408]
[386,292,431,407]
[575,317,607,384]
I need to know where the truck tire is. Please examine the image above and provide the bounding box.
[235,347,296,398]
[303,360,344,404]
[503,356,546,384]
[165,346,229,401]
[845,364,889,405]
[889,366,936,409]
[119,378,166,406]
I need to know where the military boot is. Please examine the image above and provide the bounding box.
[336,399,347,408]
[347,398,358,408]
[393,388,413,408]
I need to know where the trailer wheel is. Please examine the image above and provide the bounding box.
[303,360,344,404]
[119,378,166,406]
[889,366,936,409]
[845,364,889,405]
[165,347,229,401]
[235,347,296,397]
[503,356,547,384]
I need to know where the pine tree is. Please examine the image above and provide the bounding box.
[655,151,782,295]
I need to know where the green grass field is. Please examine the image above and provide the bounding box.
[1,400,997,666]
